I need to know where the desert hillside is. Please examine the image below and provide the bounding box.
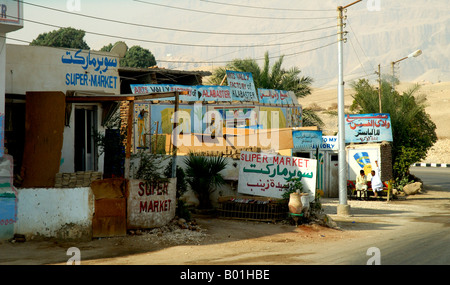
[301,81,450,163]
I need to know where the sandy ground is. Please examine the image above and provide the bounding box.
[301,81,450,163]
[1,81,448,266]
[1,184,449,265]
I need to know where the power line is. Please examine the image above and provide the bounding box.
[3,32,338,74]
[203,18,337,62]
[347,19,378,73]
[156,40,339,64]
[1,34,122,59]
[133,0,336,20]
[348,35,369,78]
[199,0,335,12]
[10,14,338,49]
[18,1,336,37]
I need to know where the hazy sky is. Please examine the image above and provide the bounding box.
[5,1,449,86]
[7,0,345,58]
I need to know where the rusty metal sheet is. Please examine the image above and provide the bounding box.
[94,198,126,217]
[92,217,126,238]
[92,198,126,237]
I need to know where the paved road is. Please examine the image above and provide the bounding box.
[339,166,450,265]
[410,166,450,190]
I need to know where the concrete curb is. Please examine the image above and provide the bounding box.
[412,163,450,167]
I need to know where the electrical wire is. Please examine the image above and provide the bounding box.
[1,34,122,58]
[133,0,336,20]
[203,18,337,63]
[348,35,369,78]
[199,0,336,12]
[347,19,378,74]
[8,13,338,49]
[18,0,337,37]
[156,40,339,64]
[2,30,338,65]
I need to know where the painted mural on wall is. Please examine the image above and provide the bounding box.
[134,103,150,151]
[286,106,302,128]
[238,151,317,200]
[127,178,176,229]
[259,106,287,129]
[150,104,193,135]
[345,113,393,143]
[209,105,260,129]
[347,148,380,180]
[0,155,17,228]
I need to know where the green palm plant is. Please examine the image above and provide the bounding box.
[184,154,228,209]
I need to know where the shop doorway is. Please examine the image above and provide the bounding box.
[74,107,98,172]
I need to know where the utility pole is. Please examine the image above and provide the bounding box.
[337,0,362,216]
[377,64,382,113]
[391,61,396,92]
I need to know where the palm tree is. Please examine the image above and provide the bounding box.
[207,51,323,127]
[184,154,228,209]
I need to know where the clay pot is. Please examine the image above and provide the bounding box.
[289,193,303,214]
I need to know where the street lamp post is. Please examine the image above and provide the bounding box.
[391,49,422,89]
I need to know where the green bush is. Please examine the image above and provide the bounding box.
[184,154,228,209]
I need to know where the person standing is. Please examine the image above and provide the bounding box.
[371,160,383,198]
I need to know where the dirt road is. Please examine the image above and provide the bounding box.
[1,184,449,266]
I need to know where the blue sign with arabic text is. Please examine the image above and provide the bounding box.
[345,113,393,143]
[292,130,323,150]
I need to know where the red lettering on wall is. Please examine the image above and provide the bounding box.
[138,199,173,213]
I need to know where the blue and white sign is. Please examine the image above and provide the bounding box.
[258,89,279,104]
[226,70,258,102]
[130,84,198,101]
[195,85,231,102]
[345,113,393,143]
[292,130,323,150]
[62,49,119,92]
[320,136,338,150]
[258,89,294,105]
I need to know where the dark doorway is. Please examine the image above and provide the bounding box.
[74,107,98,172]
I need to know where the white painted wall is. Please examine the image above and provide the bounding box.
[15,187,95,240]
